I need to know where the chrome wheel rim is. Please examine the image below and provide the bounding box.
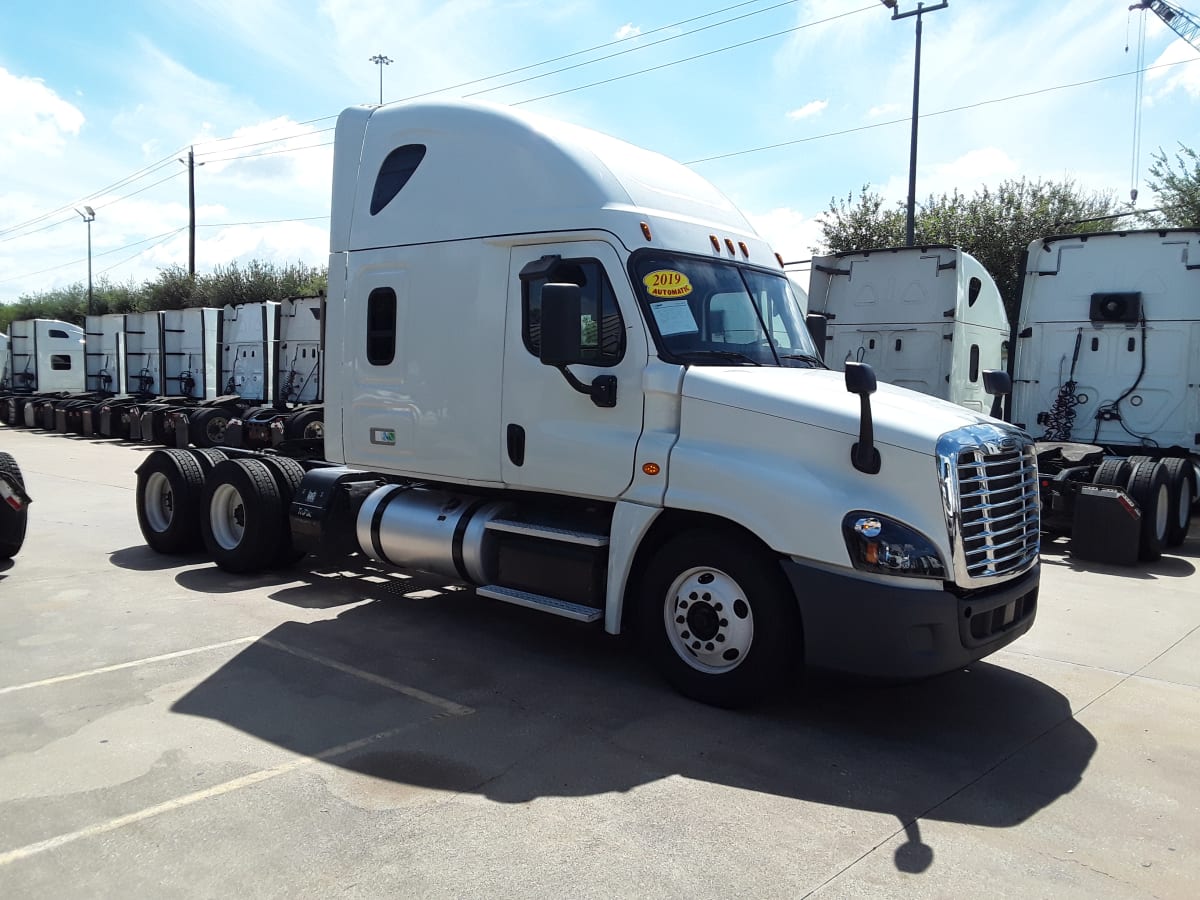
[210,483,246,551]
[144,472,174,532]
[664,566,754,674]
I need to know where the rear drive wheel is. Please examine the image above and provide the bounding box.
[1126,460,1170,562]
[1093,458,1133,487]
[258,456,307,565]
[1159,458,1194,548]
[201,458,285,573]
[135,449,205,554]
[284,407,324,441]
[637,530,800,708]
[191,408,231,448]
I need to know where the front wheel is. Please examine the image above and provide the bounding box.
[637,530,801,708]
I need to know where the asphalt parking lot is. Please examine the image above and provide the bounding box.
[0,426,1197,898]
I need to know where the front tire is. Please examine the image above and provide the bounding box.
[637,530,801,708]
[0,452,29,560]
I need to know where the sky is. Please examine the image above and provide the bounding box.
[1,0,1198,303]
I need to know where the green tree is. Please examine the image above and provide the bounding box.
[819,177,1122,320]
[1144,144,1200,227]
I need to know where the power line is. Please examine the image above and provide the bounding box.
[463,0,810,99]
[683,55,1200,165]
[194,127,336,161]
[0,152,184,240]
[0,227,189,285]
[511,4,873,107]
[95,228,190,277]
[1,1,809,236]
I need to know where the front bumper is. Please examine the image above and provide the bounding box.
[782,560,1039,680]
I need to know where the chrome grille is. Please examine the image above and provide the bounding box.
[956,445,1040,580]
[937,425,1041,587]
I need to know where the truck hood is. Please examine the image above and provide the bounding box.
[682,367,1003,454]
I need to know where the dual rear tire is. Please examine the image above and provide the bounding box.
[135,449,305,572]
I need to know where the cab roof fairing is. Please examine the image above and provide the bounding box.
[328,100,763,256]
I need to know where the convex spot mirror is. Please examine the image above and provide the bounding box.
[982,370,1012,397]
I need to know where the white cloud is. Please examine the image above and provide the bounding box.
[615,23,642,40]
[747,206,824,262]
[786,100,828,121]
[867,103,903,118]
[1145,41,1200,100]
[878,147,1021,204]
[0,67,85,165]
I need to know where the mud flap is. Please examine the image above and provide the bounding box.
[1071,484,1141,566]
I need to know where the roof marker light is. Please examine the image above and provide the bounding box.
[775,252,785,267]
[738,241,749,258]
[710,235,721,252]
[724,238,736,254]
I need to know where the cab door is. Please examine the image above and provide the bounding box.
[501,241,647,498]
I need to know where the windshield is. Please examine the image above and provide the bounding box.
[632,254,822,367]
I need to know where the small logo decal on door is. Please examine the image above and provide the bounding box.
[370,428,396,446]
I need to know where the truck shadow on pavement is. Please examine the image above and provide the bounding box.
[168,559,1098,877]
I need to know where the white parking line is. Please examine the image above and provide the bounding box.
[0,637,258,696]
[0,723,420,867]
[0,637,475,717]
[260,638,474,717]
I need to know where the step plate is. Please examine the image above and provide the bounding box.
[484,518,609,547]
[476,585,602,623]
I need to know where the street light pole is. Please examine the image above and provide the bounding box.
[883,0,948,247]
[369,54,393,105]
[75,206,96,316]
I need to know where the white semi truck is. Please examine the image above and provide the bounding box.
[1011,229,1199,562]
[132,101,1041,706]
[806,246,1010,413]
[0,319,86,427]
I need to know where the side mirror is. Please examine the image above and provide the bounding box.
[982,370,1012,397]
[844,361,880,475]
[805,313,828,360]
[844,360,877,396]
[538,283,584,367]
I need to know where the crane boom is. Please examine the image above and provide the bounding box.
[1130,0,1200,52]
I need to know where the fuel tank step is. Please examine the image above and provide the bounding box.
[475,585,603,623]
[484,518,608,547]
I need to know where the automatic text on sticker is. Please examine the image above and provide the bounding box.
[643,270,693,298]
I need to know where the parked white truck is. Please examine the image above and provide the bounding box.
[132,101,1041,706]
[0,319,86,426]
[1011,228,1199,562]
[806,246,1010,413]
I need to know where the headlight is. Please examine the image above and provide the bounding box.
[842,512,946,579]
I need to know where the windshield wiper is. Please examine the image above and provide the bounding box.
[675,349,762,366]
[779,353,826,368]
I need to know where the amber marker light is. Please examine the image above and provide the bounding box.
[640,222,653,241]
[724,238,736,254]
[642,462,661,476]
[738,241,749,257]
[710,234,721,252]
[775,252,785,267]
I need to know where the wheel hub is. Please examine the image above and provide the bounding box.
[665,566,754,674]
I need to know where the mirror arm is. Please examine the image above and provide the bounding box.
[555,367,617,409]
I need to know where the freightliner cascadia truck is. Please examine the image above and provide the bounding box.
[132,101,1041,706]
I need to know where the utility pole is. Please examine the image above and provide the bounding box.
[370,54,393,105]
[187,146,195,278]
[178,147,197,277]
[882,0,949,247]
[75,206,96,316]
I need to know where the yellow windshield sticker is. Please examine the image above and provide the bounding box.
[643,269,693,299]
